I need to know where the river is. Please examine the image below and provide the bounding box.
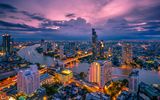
[18,44,160,84]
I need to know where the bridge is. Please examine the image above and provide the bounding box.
[62,52,92,67]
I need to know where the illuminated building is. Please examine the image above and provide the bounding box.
[92,28,98,60]
[129,70,139,92]
[88,61,112,87]
[55,69,73,84]
[98,40,105,58]
[103,61,112,84]
[107,47,112,58]
[2,34,12,55]
[17,65,40,95]
[122,43,132,64]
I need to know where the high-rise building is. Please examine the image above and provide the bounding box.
[122,43,132,64]
[88,61,112,87]
[92,28,98,60]
[17,65,40,95]
[129,70,139,92]
[103,61,112,84]
[2,34,12,55]
[99,40,105,58]
[107,47,112,58]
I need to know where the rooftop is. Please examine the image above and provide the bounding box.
[61,69,72,75]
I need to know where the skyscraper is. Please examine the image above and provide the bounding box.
[122,43,132,65]
[92,28,98,60]
[2,34,12,55]
[99,40,105,58]
[17,65,40,95]
[88,61,112,87]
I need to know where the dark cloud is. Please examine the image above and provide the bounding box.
[0,20,55,32]
[65,13,76,18]
[0,3,16,10]
[21,11,47,21]
[0,1,160,40]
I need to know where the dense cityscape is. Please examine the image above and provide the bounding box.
[0,0,160,100]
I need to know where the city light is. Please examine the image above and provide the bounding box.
[0,1,160,99]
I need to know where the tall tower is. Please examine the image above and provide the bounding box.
[2,34,11,55]
[92,28,98,60]
[122,43,132,65]
[99,40,105,58]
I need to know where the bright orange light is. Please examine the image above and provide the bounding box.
[61,69,72,75]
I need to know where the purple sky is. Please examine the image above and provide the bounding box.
[0,0,160,40]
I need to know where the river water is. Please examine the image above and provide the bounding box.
[18,44,160,84]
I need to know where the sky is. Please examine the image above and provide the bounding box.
[0,0,160,41]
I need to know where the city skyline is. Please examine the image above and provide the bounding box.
[0,0,160,41]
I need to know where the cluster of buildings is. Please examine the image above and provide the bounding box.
[1,29,160,100]
[53,83,87,100]
[92,28,106,59]
[40,39,57,53]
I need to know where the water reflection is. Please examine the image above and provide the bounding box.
[18,45,160,85]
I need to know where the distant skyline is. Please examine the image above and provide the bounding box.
[0,0,160,40]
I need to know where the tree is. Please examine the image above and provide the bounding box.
[79,72,87,79]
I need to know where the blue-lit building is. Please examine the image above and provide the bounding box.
[2,34,12,55]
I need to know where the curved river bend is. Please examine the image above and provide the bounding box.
[18,44,160,84]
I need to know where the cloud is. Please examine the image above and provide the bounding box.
[0,0,160,40]
[0,3,16,10]
[65,13,76,18]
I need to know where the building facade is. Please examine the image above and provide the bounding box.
[92,28,98,60]
[2,34,12,55]
[88,61,112,87]
[17,65,40,95]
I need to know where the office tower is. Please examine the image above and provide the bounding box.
[122,43,132,64]
[88,61,112,87]
[129,70,139,92]
[92,28,98,60]
[2,34,11,55]
[99,40,105,58]
[17,65,40,95]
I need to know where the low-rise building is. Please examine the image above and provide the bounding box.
[55,69,73,84]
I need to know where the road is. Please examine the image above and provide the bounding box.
[0,68,47,91]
